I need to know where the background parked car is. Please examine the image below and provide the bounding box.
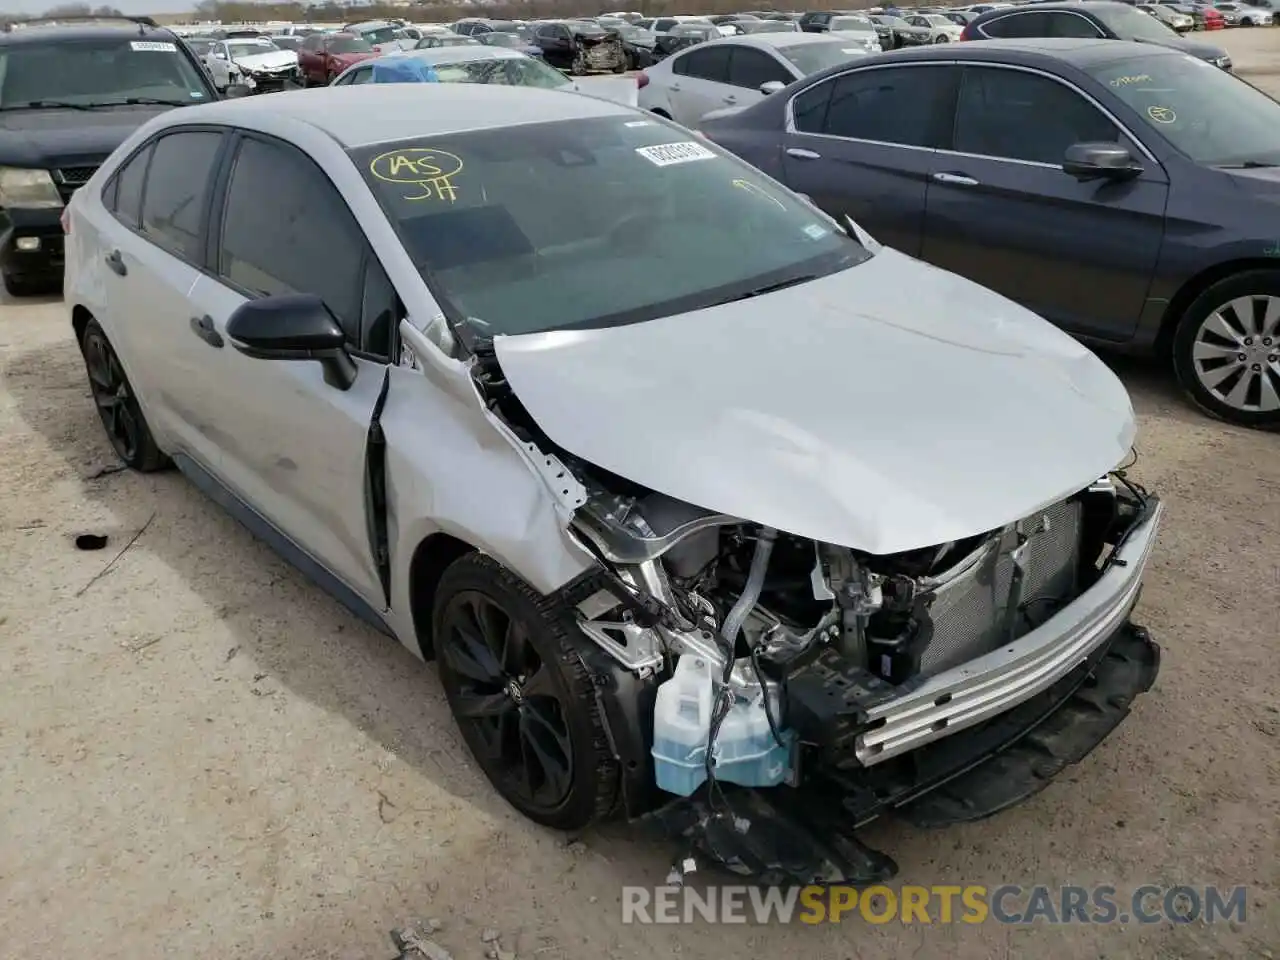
[615,24,659,67]
[299,32,377,85]
[904,13,965,42]
[530,19,627,73]
[1213,1,1276,23]
[344,20,416,53]
[1137,4,1197,31]
[961,3,1232,68]
[699,39,1280,426]
[827,15,884,51]
[729,19,802,34]
[416,34,483,50]
[652,22,721,60]
[206,37,301,93]
[870,14,929,46]
[0,14,223,296]
[639,33,875,126]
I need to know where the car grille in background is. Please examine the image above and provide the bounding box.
[918,498,1083,676]
[53,165,100,202]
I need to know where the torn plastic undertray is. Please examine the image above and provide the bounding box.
[638,622,1160,885]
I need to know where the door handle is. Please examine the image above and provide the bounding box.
[722,95,738,104]
[932,172,979,186]
[786,147,822,160]
[104,250,126,276]
[189,314,224,349]
[670,83,681,91]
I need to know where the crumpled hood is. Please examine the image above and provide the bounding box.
[0,105,179,167]
[233,49,299,71]
[495,248,1136,555]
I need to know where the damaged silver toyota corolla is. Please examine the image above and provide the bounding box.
[64,86,1163,884]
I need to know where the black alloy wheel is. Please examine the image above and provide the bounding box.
[80,319,167,471]
[432,553,618,829]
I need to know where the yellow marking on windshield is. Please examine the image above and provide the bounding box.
[1110,74,1153,87]
[1147,105,1177,124]
[369,147,464,202]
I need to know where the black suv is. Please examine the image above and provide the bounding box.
[0,16,220,295]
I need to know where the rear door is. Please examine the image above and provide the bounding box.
[106,128,229,460]
[780,62,958,256]
[919,64,1167,339]
[666,45,735,124]
[184,132,397,607]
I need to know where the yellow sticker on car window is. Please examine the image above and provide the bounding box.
[369,147,464,202]
[1110,74,1153,87]
[1147,105,1177,124]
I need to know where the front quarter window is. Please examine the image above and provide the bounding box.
[1088,53,1280,165]
[351,118,870,336]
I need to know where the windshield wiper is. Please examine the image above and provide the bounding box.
[1217,160,1279,169]
[0,100,95,111]
[82,97,194,107]
[708,274,818,307]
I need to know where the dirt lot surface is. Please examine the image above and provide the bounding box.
[2,28,1279,960]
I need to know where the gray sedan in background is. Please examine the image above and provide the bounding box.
[700,38,1280,427]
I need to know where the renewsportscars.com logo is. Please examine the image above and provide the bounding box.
[621,884,1250,925]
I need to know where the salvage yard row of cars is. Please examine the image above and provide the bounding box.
[0,2,1276,884]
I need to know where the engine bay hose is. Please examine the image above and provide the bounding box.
[720,526,777,647]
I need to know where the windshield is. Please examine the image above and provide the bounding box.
[352,118,867,335]
[331,35,374,53]
[1095,4,1181,39]
[830,16,874,31]
[228,40,279,59]
[361,26,401,44]
[1088,53,1280,165]
[0,37,211,107]
[779,39,876,74]
[431,56,570,88]
[187,38,214,55]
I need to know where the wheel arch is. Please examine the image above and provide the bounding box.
[71,304,94,345]
[407,531,476,660]
[1156,258,1280,354]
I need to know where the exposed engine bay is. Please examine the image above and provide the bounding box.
[470,345,1158,806]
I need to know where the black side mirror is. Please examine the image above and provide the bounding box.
[759,80,786,95]
[226,294,357,390]
[1062,142,1143,182]
[224,83,253,99]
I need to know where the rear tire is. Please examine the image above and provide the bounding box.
[432,553,619,831]
[934,34,950,43]
[1171,269,1280,429]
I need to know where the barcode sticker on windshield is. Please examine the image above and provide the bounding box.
[131,41,177,52]
[635,141,716,167]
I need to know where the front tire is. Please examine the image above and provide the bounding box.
[1171,270,1280,429]
[432,553,619,830]
[79,318,169,470]
[934,34,950,43]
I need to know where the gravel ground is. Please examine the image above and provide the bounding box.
[2,28,1278,960]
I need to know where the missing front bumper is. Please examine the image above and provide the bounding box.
[641,620,1160,884]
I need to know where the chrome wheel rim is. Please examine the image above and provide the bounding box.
[1192,294,1280,413]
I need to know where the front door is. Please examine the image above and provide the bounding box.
[186,132,402,607]
[780,63,958,257]
[920,65,1167,339]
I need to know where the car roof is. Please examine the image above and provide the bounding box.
[0,19,176,45]
[179,84,632,147]
[860,35,1184,66]
[971,0,1128,17]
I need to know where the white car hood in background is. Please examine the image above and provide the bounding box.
[233,49,299,71]
[495,248,1136,555]
[567,75,638,107]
